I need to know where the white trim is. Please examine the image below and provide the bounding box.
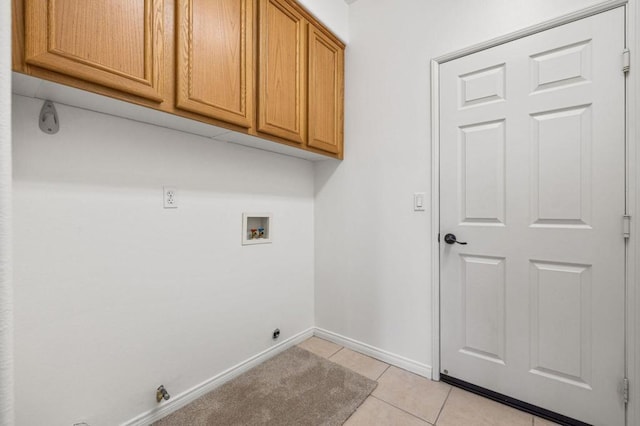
[121,327,434,425]
[434,0,628,64]
[430,59,441,383]
[314,328,433,379]
[123,327,432,425]
[627,1,640,425]
[121,328,314,426]
[431,3,637,425]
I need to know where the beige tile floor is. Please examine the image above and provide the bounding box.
[297,337,559,426]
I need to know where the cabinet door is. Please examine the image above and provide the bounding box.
[258,0,306,144]
[308,25,344,155]
[176,0,254,128]
[25,0,164,102]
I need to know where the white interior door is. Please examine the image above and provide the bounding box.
[439,8,626,425]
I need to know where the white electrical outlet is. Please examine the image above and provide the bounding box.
[163,186,178,208]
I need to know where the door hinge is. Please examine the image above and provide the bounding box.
[623,48,630,73]
[622,377,630,404]
[437,233,440,243]
[623,215,631,239]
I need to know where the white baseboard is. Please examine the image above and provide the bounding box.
[121,327,314,426]
[122,327,432,425]
[313,328,433,379]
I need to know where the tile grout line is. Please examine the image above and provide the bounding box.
[319,338,535,424]
[327,345,345,359]
[330,348,391,382]
[374,364,391,381]
[301,337,344,359]
[432,386,453,425]
[310,339,539,425]
[369,395,433,424]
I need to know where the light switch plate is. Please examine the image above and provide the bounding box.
[414,192,426,211]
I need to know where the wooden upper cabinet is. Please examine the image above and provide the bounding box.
[307,25,344,155]
[176,0,254,128]
[16,0,345,158]
[24,0,164,102]
[258,0,306,144]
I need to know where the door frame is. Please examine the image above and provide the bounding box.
[430,0,639,424]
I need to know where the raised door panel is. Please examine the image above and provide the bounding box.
[531,105,592,227]
[258,0,306,144]
[459,120,506,225]
[25,0,164,102]
[459,255,506,365]
[308,25,343,155]
[176,0,254,128]
[529,261,592,389]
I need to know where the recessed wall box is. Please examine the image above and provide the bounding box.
[242,213,273,245]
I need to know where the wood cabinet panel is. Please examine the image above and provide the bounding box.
[258,0,306,144]
[25,0,164,102]
[308,25,344,155]
[16,0,344,159]
[12,0,26,72]
[176,0,254,128]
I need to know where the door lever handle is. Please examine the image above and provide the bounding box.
[444,233,467,245]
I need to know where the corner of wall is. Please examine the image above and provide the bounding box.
[296,0,349,43]
[0,0,14,423]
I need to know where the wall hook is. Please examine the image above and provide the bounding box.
[39,100,59,134]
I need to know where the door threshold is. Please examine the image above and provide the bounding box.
[440,374,591,426]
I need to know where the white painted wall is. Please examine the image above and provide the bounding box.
[298,0,349,42]
[12,96,315,425]
[0,0,14,423]
[314,0,607,371]
[10,1,345,423]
